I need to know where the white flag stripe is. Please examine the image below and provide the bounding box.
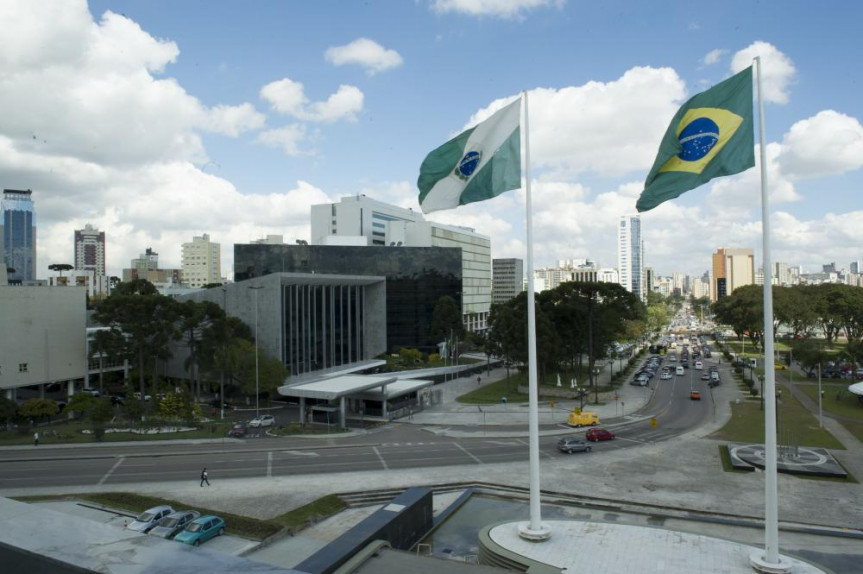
[420,98,521,213]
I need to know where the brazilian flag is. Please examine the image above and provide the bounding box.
[636,67,754,212]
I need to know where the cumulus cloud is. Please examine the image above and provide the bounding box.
[205,103,267,137]
[731,41,796,104]
[464,67,686,179]
[325,38,403,75]
[778,110,863,179]
[701,49,727,66]
[260,78,364,123]
[256,125,309,156]
[430,0,564,19]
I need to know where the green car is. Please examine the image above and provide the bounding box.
[174,515,225,546]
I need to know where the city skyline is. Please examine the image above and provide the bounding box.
[1,1,862,280]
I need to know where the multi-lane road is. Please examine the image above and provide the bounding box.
[0,357,724,490]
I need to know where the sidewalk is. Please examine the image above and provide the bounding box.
[405,355,652,434]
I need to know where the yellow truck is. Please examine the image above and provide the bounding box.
[567,409,600,427]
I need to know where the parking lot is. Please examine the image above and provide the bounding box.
[34,500,259,556]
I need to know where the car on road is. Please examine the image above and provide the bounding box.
[249,415,275,428]
[127,505,174,533]
[660,372,672,380]
[228,422,247,438]
[675,366,685,376]
[586,427,615,442]
[557,437,592,453]
[149,510,200,539]
[174,515,226,546]
[701,372,711,381]
[690,390,702,400]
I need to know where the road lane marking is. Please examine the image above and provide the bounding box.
[516,438,554,459]
[453,443,482,464]
[281,451,320,457]
[372,446,388,470]
[98,456,125,486]
[267,451,272,478]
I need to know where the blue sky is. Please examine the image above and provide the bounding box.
[2,0,862,279]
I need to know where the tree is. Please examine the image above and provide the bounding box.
[200,314,253,412]
[546,282,644,402]
[48,263,74,277]
[89,328,120,396]
[0,396,18,427]
[791,339,832,376]
[430,295,465,351]
[94,280,180,403]
[18,398,59,423]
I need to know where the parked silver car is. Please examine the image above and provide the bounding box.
[149,510,201,539]
[126,505,174,533]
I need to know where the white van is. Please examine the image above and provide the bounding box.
[675,366,685,376]
[694,361,703,370]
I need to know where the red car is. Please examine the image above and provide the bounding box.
[585,427,615,442]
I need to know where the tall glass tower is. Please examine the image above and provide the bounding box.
[2,189,37,283]
[617,214,645,302]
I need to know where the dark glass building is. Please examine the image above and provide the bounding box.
[235,245,462,353]
[2,189,36,283]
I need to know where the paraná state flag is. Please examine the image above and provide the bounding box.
[418,97,521,214]
[636,67,754,212]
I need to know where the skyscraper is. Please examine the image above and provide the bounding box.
[74,224,106,277]
[711,248,755,302]
[617,215,645,302]
[493,258,524,304]
[1,189,37,283]
[181,233,222,288]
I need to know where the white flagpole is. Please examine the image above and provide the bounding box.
[749,56,790,573]
[517,90,551,541]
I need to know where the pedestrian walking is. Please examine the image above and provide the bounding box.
[33,431,39,447]
[477,375,481,386]
[200,467,210,487]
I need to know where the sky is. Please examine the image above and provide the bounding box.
[2,0,863,281]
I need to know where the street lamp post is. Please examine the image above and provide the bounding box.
[249,284,264,420]
[817,362,823,428]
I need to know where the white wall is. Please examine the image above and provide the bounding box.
[0,287,87,390]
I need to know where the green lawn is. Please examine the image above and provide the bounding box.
[795,381,863,442]
[456,370,608,405]
[709,394,844,450]
[0,420,241,446]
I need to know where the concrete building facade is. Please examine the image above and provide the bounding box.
[310,196,491,332]
[74,224,106,277]
[0,286,87,393]
[711,248,755,302]
[181,233,221,288]
[492,258,523,305]
[176,273,387,379]
[235,243,462,354]
[1,189,37,284]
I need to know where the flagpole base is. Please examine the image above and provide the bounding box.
[749,552,793,573]
[517,521,552,541]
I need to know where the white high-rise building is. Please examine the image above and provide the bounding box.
[311,195,492,332]
[181,233,221,288]
[74,223,106,277]
[617,215,645,302]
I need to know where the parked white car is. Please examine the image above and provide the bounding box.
[249,415,275,428]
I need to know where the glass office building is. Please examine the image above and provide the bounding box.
[2,189,36,283]
[235,244,462,353]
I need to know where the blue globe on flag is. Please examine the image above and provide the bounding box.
[455,150,482,179]
[677,117,719,161]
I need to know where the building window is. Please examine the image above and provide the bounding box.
[19,363,28,373]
